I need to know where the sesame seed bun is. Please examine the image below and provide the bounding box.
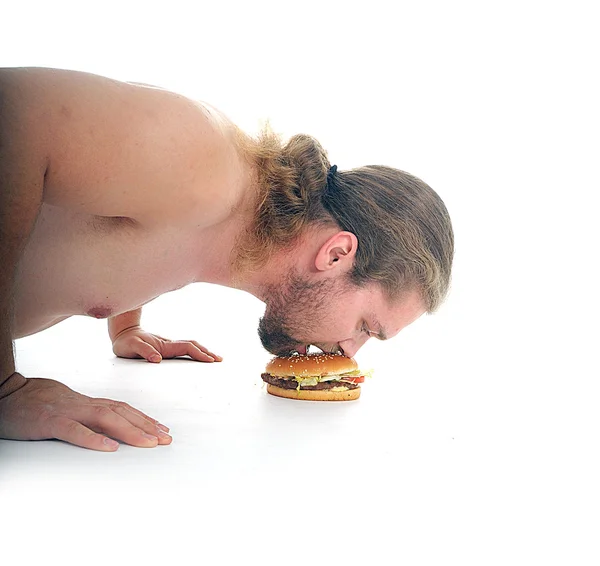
[264,353,358,378]
[266,383,361,402]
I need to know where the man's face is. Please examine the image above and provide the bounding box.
[258,271,425,357]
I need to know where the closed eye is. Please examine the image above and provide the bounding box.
[362,324,378,338]
[362,321,386,341]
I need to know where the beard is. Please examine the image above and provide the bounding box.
[258,272,347,355]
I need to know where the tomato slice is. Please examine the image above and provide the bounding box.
[341,375,365,384]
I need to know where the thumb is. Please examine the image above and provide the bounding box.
[134,339,163,363]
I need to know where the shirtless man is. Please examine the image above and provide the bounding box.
[0,67,454,452]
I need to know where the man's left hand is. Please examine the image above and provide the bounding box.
[112,326,222,363]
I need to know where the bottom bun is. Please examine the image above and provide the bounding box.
[266,383,361,402]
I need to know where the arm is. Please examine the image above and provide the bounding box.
[108,308,143,343]
[0,71,47,400]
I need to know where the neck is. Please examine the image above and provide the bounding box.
[190,205,281,300]
[231,225,339,302]
[191,216,245,290]
[191,157,259,291]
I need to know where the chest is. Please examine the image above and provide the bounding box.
[17,204,203,315]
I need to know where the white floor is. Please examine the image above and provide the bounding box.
[2,2,599,563]
[2,277,599,565]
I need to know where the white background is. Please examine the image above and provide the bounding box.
[1,1,599,564]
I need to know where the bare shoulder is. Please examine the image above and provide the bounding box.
[1,67,245,226]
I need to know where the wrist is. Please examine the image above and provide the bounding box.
[110,324,141,344]
[108,308,142,342]
[0,372,28,401]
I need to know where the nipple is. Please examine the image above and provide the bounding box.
[87,306,113,319]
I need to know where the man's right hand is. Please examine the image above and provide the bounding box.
[0,375,172,451]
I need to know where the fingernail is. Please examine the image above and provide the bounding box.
[158,423,170,433]
[104,437,119,449]
[149,354,161,363]
[158,429,172,439]
[143,433,158,441]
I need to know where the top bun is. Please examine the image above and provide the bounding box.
[265,353,358,378]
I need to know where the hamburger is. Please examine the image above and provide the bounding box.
[261,353,365,401]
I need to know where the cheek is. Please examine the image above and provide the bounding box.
[283,284,357,338]
[317,310,355,340]
[286,307,333,339]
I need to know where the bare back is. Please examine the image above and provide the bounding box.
[4,68,253,337]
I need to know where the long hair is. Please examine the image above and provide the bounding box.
[233,126,454,312]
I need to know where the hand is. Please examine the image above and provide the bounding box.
[0,374,172,451]
[112,326,222,363]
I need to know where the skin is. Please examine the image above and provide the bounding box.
[0,67,425,452]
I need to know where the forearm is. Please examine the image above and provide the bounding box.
[0,73,47,393]
[0,288,16,386]
[0,292,26,399]
[108,308,143,342]
[0,294,26,398]
[1,199,43,396]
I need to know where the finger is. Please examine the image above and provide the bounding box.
[190,340,223,362]
[48,416,120,452]
[132,337,162,363]
[161,341,216,362]
[78,404,161,448]
[94,398,170,433]
[106,401,172,445]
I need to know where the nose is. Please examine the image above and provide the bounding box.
[338,334,370,358]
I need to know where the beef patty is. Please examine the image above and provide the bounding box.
[261,373,359,390]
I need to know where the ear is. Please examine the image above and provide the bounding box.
[314,231,358,272]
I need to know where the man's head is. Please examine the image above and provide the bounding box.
[257,264,426,357]
[234,129,454,354]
